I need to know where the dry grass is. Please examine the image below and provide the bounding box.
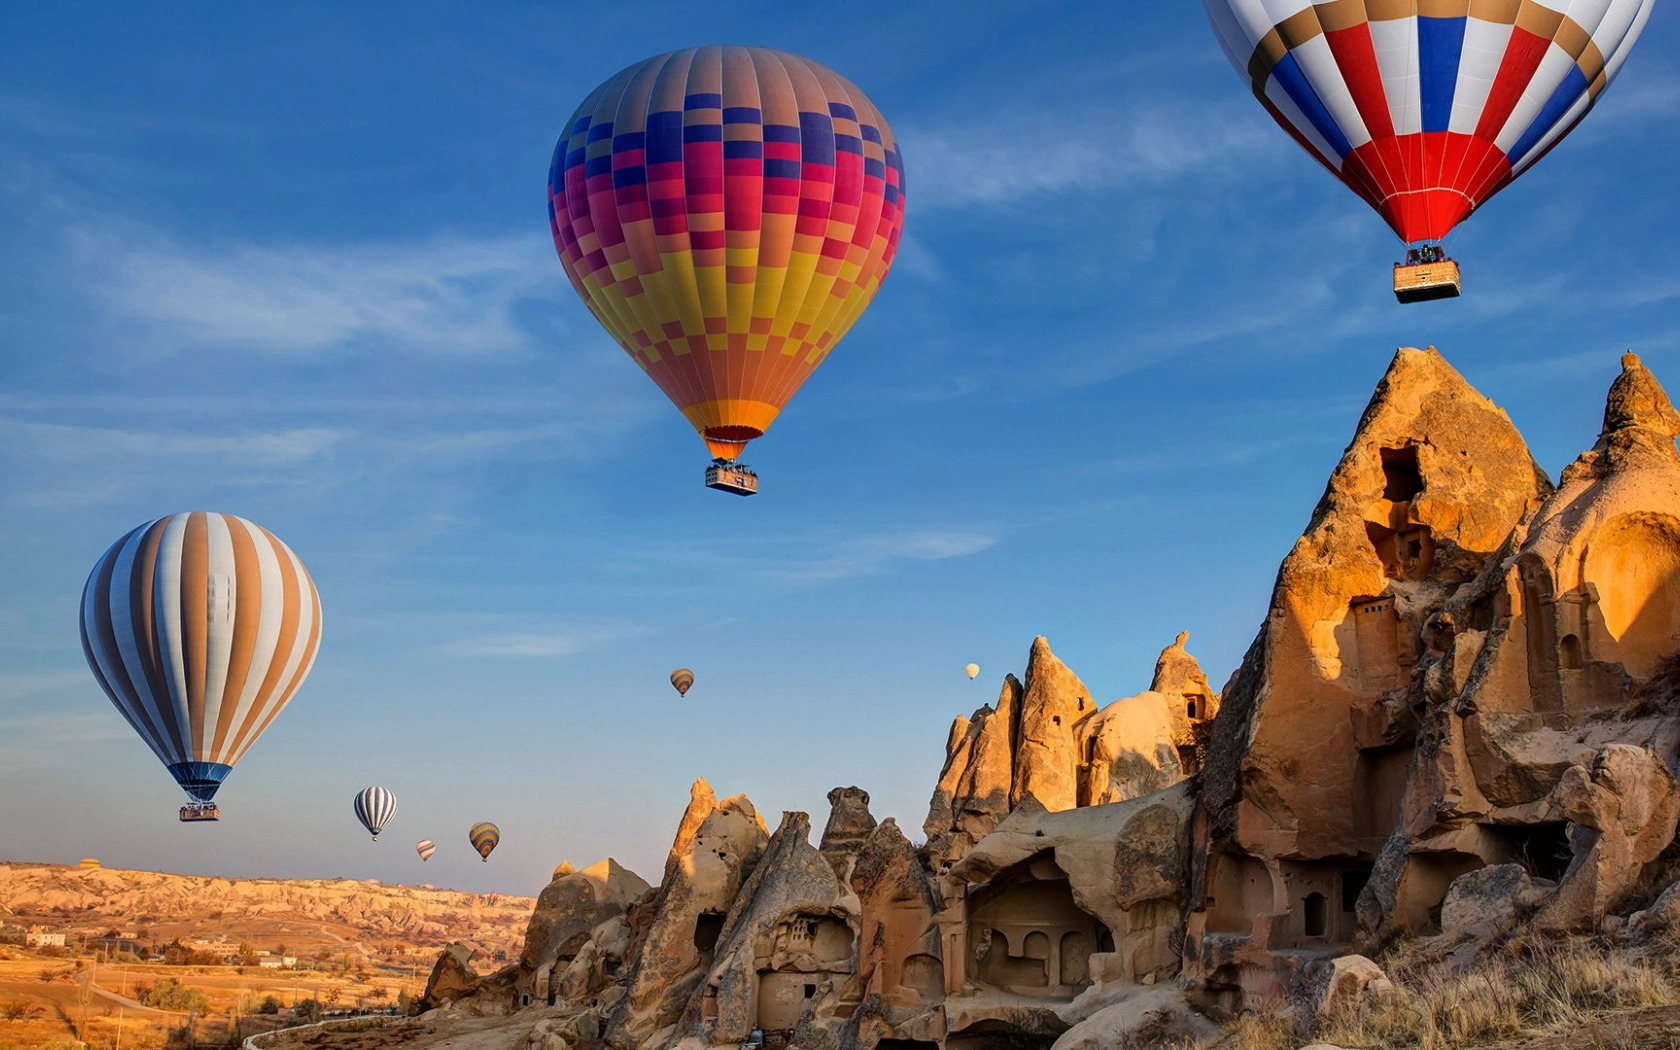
[1312,935,1680,1049]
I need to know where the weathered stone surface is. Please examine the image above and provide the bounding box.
[517,858,649,1005]
[1191,346,1554,993]
[924,675,1022,869]
[682,811,856,1047]
[605,788,767,1050]
[1440,863,1535,937]
[419,943,479,1010]
[1013,636,1094,812]
[1150,631,1220,760]
[1307,955,1393,1020]
[1048,987,1219,1049]
[1076,691,1184,806]
[1630,876,1680,940]
[1536,744,1680,930]
[820,786,877,854]
[951,785,1193,986]
[842,818,942,1026]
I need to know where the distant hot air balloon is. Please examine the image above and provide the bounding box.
[353,786,397,841]
[964,663,979,680]
[79,512,322,822]
[548,46,907,494]
[670,668,695,697]
[1204,0,1653,302]
[469,821,500,862]
[416,839,436,862]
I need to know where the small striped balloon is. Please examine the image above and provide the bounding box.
[469,821,500,862]
[670,668,694,697]
[353,786,397,841]
[415,839,436,862]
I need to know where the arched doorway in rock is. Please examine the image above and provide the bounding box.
[964,851,1106,1000]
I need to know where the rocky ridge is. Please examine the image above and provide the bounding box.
[399,349,1680,1049]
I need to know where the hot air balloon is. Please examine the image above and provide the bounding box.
[548,46,907,493]
[353,786,397,841]
[416,839,436,862]
[79,512,322,822]
[964,663,979,680]
[1204,0,1653,302]
[469,822,501,862]
[670,668,695,697]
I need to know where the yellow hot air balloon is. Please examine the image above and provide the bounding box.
[670,668,694,697]
[964,663,979,680]
[547,46,907,494]
[469,821,500,862]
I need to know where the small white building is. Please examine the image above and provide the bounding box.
[26,927,67,948]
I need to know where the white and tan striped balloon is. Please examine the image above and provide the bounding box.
[79,513,322,787]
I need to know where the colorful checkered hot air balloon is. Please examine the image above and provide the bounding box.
[469,821,500,862]
[548,46,907,493]
[1204,0,1653,302]
[79,513,322,822]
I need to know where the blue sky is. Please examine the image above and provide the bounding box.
[1,4,1677,896]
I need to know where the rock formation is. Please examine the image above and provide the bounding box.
[403,347,1680,1050]
[517,859,651,1008]
[605,784,767,1049]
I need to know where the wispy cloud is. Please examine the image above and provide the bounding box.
[448,625,629,658]
[73,224,565,358]
[759,529,996,584]
[905,103,1277,210]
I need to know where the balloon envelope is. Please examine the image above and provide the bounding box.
[416,839,436,862]
[79,512,322,805]
[1204,0,1654,242]
[354,786,397,840]
[548,45,907,461]
[964,663,979,680]
[670,668,694,697]
[470,821,500,862]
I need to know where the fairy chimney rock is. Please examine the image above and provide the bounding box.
[1200,346,1553,857]
[1011,636,1091,813]
[820,786,878,854]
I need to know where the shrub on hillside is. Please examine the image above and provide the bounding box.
[141,978,208,1013]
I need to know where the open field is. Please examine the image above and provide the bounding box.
[0,945,424,1049]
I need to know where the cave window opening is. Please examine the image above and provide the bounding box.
[803,983,816,998]
[694,911,724,952]
[1487,823,1573,882]
[1303,892,1328,937]
[1084,737,1097,763]
[1561,634,1584,670]
[1341,868,1371,913]
[1052,715,1061,726]
[1186,697,1197,719]
[1381,446,1424,502]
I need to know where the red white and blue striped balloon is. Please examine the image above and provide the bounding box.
[1205,0,1654,243]
[80,512,322,806]
[354,786,398,841]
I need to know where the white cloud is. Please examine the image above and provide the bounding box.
[905,103,1277,210]
[449,626,627,658]
[69,223,566,358]
[761,529,996,584]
